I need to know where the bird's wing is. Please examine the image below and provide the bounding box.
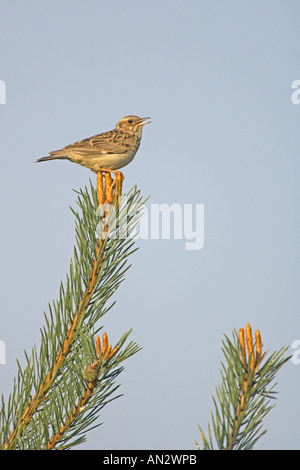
[49,131,136,157]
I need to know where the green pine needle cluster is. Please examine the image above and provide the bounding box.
[197,329,290,450]
[0,180,145,450]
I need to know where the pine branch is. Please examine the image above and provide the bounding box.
[1,172,144,450]
[4,243,104,449]
[44,332,118,450]
[197,323,290,450]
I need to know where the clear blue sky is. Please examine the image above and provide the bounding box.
[0,0,299,449]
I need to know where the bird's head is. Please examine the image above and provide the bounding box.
[115,115,151,136]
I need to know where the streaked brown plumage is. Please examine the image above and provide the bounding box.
[35,115,150,173]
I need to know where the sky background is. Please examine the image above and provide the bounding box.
[0,0,299,450]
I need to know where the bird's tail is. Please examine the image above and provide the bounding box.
[35,154,67,163]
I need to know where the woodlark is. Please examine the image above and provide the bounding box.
[35,115,150,174]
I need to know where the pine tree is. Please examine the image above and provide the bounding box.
[0,172,290,450]
[0,172,144,450]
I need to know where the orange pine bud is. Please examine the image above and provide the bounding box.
[109,346,118,360]
[102,332,108,353]
[239,328,246,365]
[103,344,112,361]
[246,323,255,370]
[255,329,262,368]
[97,172,105,205]
[95,335,101,358]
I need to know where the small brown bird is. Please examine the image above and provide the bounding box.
[35,115,150,174]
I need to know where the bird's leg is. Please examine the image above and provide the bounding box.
[98,168,124,179]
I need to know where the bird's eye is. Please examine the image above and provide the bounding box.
[128,119,133,124]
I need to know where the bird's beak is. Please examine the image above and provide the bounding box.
[138,117,151,126]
